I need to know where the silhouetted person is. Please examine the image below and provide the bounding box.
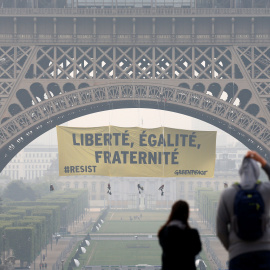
[217,151,270,270]
[56,235,60,244]
[86,233,91,240]
[50,184,54,191]
[159,185,164,196]
[158,200,201,270]
[137,184,144,194]
[107,183,112,195]
[158,185,164,190]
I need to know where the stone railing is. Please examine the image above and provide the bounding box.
[0,8,269,17]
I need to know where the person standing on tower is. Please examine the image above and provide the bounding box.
[158,200,201,270]
[216,151,270,270]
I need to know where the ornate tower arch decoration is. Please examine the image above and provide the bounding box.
[1,3,270,170]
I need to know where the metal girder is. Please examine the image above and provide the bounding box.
[0,44,270,171]
[0,83,270,172]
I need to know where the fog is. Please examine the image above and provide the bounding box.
[0,0,266,269]
[0,108,250,270]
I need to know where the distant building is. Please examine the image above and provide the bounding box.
[0,145,58,180]
[216,142,247,170]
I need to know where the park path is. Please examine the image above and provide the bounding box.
[28,209,100,270]
[31,238,71,270]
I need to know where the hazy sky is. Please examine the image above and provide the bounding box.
[30,108,244,148]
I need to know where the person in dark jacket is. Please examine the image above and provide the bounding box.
[158,200,202,270]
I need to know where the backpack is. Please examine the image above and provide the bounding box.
[234,182,265,241]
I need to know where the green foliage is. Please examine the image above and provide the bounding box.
[2,205,16,212]
[7,209,27,218]
[107,211,168,221]
[31,181,55,199]
[3,181,36,201]
[32,205,60,233]
[17,219,45,252]
[94,211,168,234]
[66,210,210,268]
[31,209,53,238]
[99,221,164,234]
[0,221,14,228]
[77,240,162,266]
[0,221,14,251]
[4,180,61,202]
[0,189,89,266]
[0,214,20,221]
[5,227,34,263]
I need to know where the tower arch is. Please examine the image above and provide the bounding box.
[1,83,269,172]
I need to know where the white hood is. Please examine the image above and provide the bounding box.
[239,157,260,189]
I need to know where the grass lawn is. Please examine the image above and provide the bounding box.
[107,211,169,221]
[65,210,207,269]
[97,211,169,234]
[73,239,207,268]
[86,240,162,266]
[99,221,163,234]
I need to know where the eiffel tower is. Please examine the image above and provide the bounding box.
[1,0,270,171]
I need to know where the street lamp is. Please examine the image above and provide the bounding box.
[2,234,6,262]
[61,259,64,270]
[28,236,35,270]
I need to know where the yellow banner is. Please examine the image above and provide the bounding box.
[57,126,216,177]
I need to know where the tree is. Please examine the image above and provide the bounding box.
[2,181,36,201]
[5,227,34,266]
[31,181,53,199]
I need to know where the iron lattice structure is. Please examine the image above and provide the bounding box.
[1,5,270,170]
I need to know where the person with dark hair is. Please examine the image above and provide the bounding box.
[158,200,202,270]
